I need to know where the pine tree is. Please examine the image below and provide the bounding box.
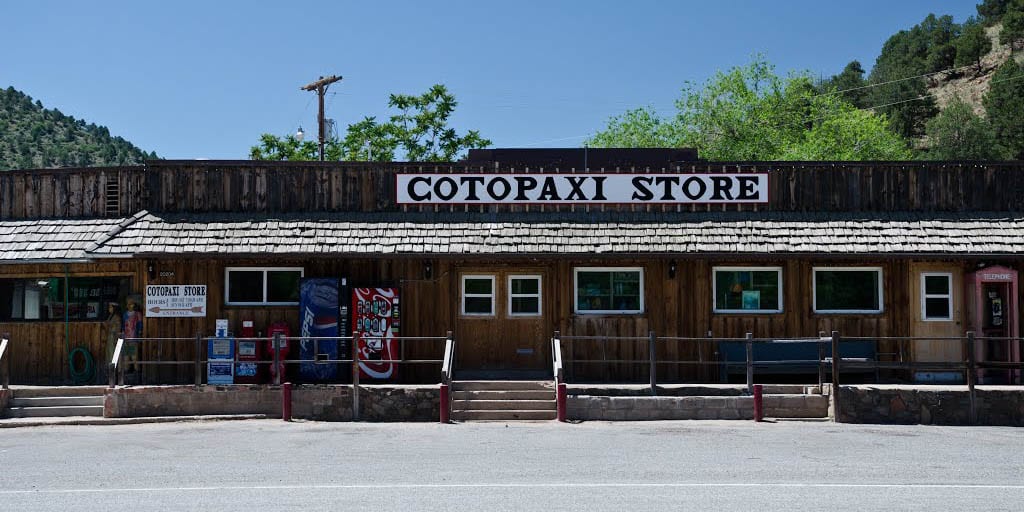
[983,60,1024,158]
[923,96,1005,159]
[955,20,992,69]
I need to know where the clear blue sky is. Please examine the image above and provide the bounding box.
[2,1,981,160]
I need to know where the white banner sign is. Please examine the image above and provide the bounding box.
[396,173,768,205]
[145,285,208,317]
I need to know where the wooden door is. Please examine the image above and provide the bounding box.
[909,263,964,382]
[454,268,549,371]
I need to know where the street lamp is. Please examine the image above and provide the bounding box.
[295,126,305,142]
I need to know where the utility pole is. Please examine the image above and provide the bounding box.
[301,75,343,161]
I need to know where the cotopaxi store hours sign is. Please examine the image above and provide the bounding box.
[396,173,769,204]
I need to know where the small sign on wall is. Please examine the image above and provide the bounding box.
[145,285,208,317]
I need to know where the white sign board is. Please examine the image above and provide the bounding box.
[145,285,208,317]
[396,173,768,205]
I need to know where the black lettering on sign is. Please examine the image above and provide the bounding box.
[592,176,607,200]
[462,176,485,201]
[631,177,654,200]
[565,176,588,201]
[682,176,707,200]
[434,177,458,200]
[487,178,511,200]
[408,176,431,201]
[538,177,561,201]
[710,176,734,200]
[736,176,760,200]
[654,176,680,201]
[514,177,537,201]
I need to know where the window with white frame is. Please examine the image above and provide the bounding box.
[225,267,303,305]
[713,267,783,313]
[461,275,495,316]
[508,275,542,316]
[921,272,953,321]
[574,267,644,314]
[813,267,883,313]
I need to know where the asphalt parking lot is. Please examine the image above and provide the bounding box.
[1,419,1021,511]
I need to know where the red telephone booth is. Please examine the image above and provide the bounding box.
[235,320,265,384]
[266,321,292,384]
[966,266,1021,384]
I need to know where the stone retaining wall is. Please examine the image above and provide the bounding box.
[837,386,1024,426]
[105,384,439,422]
[567,394,829,421]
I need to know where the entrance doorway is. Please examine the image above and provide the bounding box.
[909,264,964,383]
[453,268,550,373]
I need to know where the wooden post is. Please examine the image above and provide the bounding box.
[648,330,657,396]
[194,333,202,387]
[745,333,754,395]
[966,331,977,426]
[831,330,841,422]
[352,332,360,421]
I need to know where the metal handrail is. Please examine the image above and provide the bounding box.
[552,332,563,385]
[1,335,10,390]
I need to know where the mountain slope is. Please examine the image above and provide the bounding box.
[0,87,157,171]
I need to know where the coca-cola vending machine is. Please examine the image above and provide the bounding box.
[352,287,400,380]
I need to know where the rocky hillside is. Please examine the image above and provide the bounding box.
[0,87,157,171]
[930,23,1024,114]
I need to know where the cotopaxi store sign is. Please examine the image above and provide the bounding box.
[396,173,768,204]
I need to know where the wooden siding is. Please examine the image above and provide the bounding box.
[0,256,957,384]
[4,161,1024,219]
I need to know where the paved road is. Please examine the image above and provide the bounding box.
[1,419,1021,511]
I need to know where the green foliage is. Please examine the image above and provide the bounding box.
[978,0,1013,25]
[1001,8,1024,49]
[955,20,992,68]
[251,84,491,162]
[983,59,1024,158]
[819,61,869,108]
[922,96,1005,159]
[0,86,157,171]
[587,57,912,161]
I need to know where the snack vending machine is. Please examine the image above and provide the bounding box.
[352,287,400,380]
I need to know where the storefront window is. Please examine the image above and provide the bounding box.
[0,277,132,322]
[225,267,303,305]
[813,267,883,313]
[921,272,953,321]
[461,275,495,316]
[713,267,782,313]
[509,275,542,316]
[574,268,643,314]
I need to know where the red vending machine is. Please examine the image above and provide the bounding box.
[266,321,292,384]
[352,287,400,380]
[235,320,265,384]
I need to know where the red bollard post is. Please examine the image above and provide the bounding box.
[282,381,292,422]
[557,382,567,422]
[439,383,450,424]
[753,384,763,422]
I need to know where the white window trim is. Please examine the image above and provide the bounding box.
[712,266,784,314]
[461,274,496,317]
[573,267,645,315]
[508,275,542,317]
[812,267,884,314]
[921,272,954,321]
[225,267,304,306]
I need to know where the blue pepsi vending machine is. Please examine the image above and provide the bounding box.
[298,278,342,382]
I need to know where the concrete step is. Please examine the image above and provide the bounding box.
[452,390,555,401]
[5,405,104,418]
[10,396,104,407]
[452,399,555,411]
[764,394,830,419]
[452,409,557,421]
[12,386,107,398]
[452,380,553,392]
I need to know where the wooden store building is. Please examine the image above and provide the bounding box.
[1,148,1023,385]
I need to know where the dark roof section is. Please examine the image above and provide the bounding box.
[464,148,699,169]
[84,210,1024,257]
[0,217,128,262]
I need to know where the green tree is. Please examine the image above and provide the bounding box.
[954,19,992,69]
[251,84,490,162]
[978,0,1012,25]
[587,57,912,161]
[922,96,1005,159]
[1001,8,1024,50]
[983,59,1024,158]
[819,60,869,108]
